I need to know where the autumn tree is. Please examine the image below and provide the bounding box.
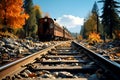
[0,0,29,32]
[34,5,42,25]
[24,0,42,38]
[82,2,101,39]
[83,13,98,38]
[98,0,120,39]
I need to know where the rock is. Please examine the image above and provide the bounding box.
[41,74,50,78]
[88,62,95,65]
[42,43,48,48]
[0,47,6,53]
[53,72,59,77]
[14,74,22,79]
[1,53,10,60]
[8,52,16,57]
[0,41,5,46]
[18,47,28,54]
[58,71,74,78]
[37,70,55,78]
[20,72,29,78]
[41,73,55,79]
[74,63,79,66]
[42,70,51,74]
[3,44,15,49]
[17,54,24,58]
[13,41,20,46]
[73,75,78,78]
[2,38,15,44]
[0,38,58,66]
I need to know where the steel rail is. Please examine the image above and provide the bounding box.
[0,41,69,79]
[72,41,120,80]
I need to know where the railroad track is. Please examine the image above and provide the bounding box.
[1,41,120,80]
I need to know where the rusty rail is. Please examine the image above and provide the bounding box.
[73,41,120,79]
[0,41,68,79]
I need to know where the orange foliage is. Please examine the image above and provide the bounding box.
[88,32,102,44]
[0,0,29,29]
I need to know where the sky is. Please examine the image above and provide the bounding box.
[33,0,119,33]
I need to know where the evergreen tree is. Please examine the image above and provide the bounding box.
[92,2,100,33]
[23,0,37,37]
[98,0,120,39]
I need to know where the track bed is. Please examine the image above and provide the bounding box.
[1,41,120,80]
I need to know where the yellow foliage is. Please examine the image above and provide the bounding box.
[88,32,102,44]
[34,5,40,10]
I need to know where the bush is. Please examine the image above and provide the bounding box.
[88,32,103,45]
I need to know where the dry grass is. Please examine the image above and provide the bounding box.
[0,31,18,39]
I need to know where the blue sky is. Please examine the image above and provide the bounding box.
[33,0,102,18]
[33,0,119,33]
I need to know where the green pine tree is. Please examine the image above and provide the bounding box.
[23,0,37,37]
[98,0,120,39]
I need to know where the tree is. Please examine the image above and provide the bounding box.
[23,0,37,37]
[98,0,120,39]
[82,2,101,39]
[83,13,98,38]
[0,0,29,31]
[80,25,84,37]
[92,2,100,33]
[34,5,42,24]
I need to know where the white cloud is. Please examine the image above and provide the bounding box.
[56,15,84,29]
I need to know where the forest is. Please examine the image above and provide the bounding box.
[0,0,120,42]
[0,0,42,38]
[80,0,120,43]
